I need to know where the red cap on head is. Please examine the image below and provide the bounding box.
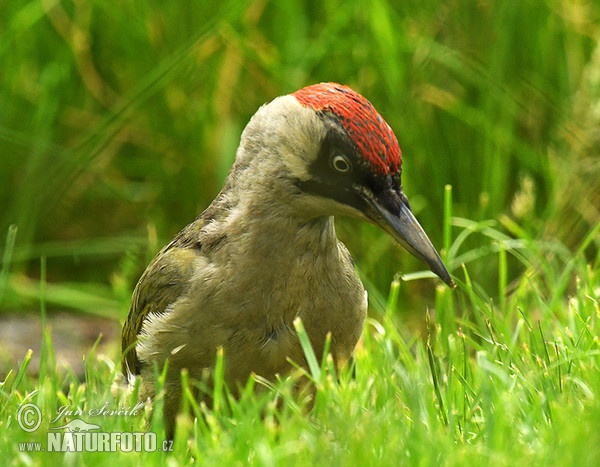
[293,83,402,175]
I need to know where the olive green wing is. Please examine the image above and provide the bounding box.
[121,225,202,377]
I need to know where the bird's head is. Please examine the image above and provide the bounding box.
[234,82,454,287]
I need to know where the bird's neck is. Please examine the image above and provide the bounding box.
[200,188,339,263]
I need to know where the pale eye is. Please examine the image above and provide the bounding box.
[331,154,352,173]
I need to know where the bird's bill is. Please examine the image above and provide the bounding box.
[360,189,455,288]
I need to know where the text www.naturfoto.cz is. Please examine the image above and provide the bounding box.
[18,432,161,452]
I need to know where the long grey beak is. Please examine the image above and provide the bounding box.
[360,188,455,288]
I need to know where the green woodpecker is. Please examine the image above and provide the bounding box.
[120,83,454,436]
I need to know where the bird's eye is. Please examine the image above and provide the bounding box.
[331,154,352,173]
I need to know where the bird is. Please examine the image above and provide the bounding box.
[120,82,454,437]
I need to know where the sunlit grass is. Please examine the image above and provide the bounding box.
[1,212,599,465]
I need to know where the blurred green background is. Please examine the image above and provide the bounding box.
[1,0,599,321]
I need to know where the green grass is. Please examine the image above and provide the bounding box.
[1,0,600,465]
[1,214,599,465]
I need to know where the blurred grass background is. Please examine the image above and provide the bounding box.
[1,0,599,321]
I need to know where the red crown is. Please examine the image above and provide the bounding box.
[293,83,402,175]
